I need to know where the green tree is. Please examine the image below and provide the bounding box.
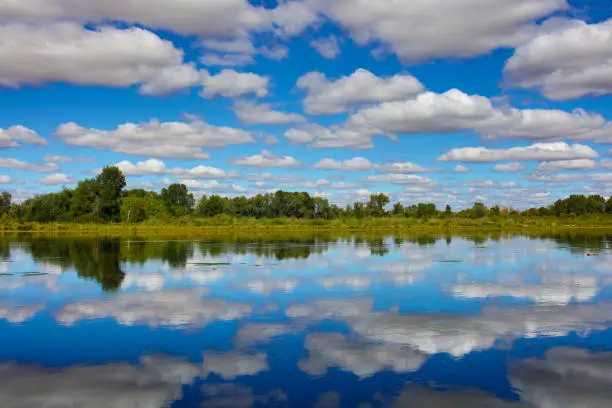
[367,193,390,217]
[445,204,452,216]
[490,205,501,216]
[0,192,11,216]
[96,166,126,221]
[161,184,194,216]
[472,202,489,218]
[392,202,404,216]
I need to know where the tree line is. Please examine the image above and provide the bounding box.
[1,166,612,223]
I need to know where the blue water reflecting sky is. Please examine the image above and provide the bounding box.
[0,234,611,407]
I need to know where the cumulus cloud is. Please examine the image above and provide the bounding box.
[510,347,612,408]
[0,175,11,184]
[229,150,301,168]
[0,355,200,408]
[284,124,375,149]
[362,174,435,185]
[299,332,426,378]
[43,155,91,163]
[438,142,598,163]
[286,298,612,358]
[492,162,526,172]
[200,70,269,99]
[313,157,376,171]
[38,173,76,185]
[0,158,59,172]
[0,125,47,148]
[378,162,430,173]
[450,274,599,305]
[181,179,247,193]
[202,351,268,380]
[0,302,45,323]
[505,19,612,100]
[346,87,611,143]
[298,69,424,115]
[231,100,305,125]
[56,119,254,159]
[0,0,272,38]
[56,289,253,328]
[310,35,341,59]
[233,323,294,348]
[0,23,203,94]
[536,159,597,173]
[453,165,470,173]
[114,159,227,179]
[303,0,566,61]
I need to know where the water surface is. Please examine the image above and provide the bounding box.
[1,232,612,407]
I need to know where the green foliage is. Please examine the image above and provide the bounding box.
[96,166,126,221]
[161,183,194,216]
[0,191,11,216]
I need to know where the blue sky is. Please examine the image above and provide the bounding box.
[1,0,612,209]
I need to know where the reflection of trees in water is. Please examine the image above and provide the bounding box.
[5,230,612,290]
[24,238,125,291]
[198,238,331,261]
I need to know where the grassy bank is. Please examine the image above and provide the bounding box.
[3,215,612,235]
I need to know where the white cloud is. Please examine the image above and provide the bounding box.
[310,35,341,59]
[0,0,272,38]
[505,19,612,100]
[114,159,227,179]
[465,180,517,189]
[536,159,597,172]
[347,88,611,142]
[56,289,253,328]
[0,175,11,184]
[0,303,45,323]
[43,155,91,163]
[114,159,168,176]
[298,69,424,115]
[232,100,305,125]
[181,180,247,193]
[438,142,598,163]
[200,53,254,67]
[0,125,47,148]
[362,174,435,185]
[229,150,301,168]
[313,157,376,171]
[0,355,200,408]
[300,332,425,378]
[492,162,526,172]
[511,347,612,408]
[0,158,59,172]
[56,119,254,159]
[451,275,599,305]
[453,165,470,173]
[202,351,268,380]
[284,124,375,149]
[378,162,430,173]
[303,0,567,61]
[286,298,612,358]
[38,173,76,185]
[0,23,202,94]
[200,69,269,99]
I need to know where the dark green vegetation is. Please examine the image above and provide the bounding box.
[2,231,609,291]
[2,166,612,231]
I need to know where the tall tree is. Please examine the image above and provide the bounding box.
[0,192,11,216]
[162,183,194,216]
[96,166,126,221]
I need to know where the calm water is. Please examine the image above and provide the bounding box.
[1,233,612,407]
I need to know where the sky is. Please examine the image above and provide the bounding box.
[1,0,612,210]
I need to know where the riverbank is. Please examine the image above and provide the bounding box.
[3,215,612,235]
